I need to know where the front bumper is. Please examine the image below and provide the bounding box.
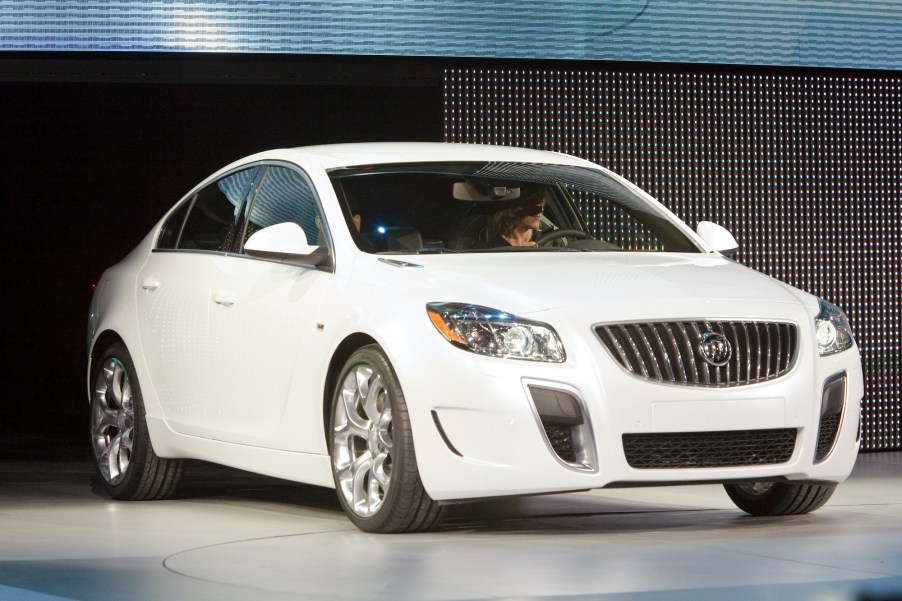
[395,315,863,502]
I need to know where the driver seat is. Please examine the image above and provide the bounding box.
[447,213,492,250]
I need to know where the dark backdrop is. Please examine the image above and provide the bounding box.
[3,53,898,458]
[0,55,442,458]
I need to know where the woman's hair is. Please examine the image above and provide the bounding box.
[490,206,522,238]
[490,186,545,237]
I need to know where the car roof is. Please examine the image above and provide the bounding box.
[241,142,601,171]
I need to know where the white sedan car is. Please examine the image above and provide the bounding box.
[87,142,862,533]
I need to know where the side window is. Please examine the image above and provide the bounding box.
[174,167,259,251]
[157,199,191,249]
[242,165,327,251]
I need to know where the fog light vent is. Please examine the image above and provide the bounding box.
[528,385,595,471]
[815,372,847,463]
[543,423,577,463]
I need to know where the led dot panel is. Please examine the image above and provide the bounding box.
[444,68,901,450]
[2,1,902,71]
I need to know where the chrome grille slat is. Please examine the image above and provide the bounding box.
[775,323,784,373]
[717,322,729,384]
[648,323,676,382]
[778,323,789,373]
[754,321,764,381]
[618,324,649,377]
[785,324,796,374]
[723,322,735,381]
[741,321,752,381]
[634,324,663,380]
[621,326,648,378]
[662,323,689,384]
[676,322,699,383]
[690,322,711,385]
[597,320,798,387]
[599,326,632,371]
[772,323,781,373]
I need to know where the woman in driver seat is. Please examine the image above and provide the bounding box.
[488,187,547,247]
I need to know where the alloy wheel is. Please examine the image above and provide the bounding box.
[332,364,394,518]
[91,357,135,485]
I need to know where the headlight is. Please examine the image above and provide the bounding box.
[815,298,854,356]
[426,302,566,362]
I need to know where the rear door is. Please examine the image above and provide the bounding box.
[135,166,259,433]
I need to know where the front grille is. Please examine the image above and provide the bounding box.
[596,320,797,387]
[623,428,797,469]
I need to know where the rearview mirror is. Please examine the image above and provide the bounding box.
[453,181,521,201]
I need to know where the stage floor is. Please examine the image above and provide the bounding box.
[2,450,901,601]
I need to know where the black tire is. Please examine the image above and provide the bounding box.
[90,342,184,500]
[329,344,445,533]
[724,480,836,516]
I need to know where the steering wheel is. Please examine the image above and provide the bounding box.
[535,228,593,246]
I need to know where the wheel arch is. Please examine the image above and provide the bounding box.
[322,332,379,442]
[88,330,125,397]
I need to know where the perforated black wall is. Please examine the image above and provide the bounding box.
[444,67,901,450]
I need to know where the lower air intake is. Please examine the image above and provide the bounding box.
[623,428,797,469]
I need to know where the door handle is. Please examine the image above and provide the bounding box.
[141,277,160,291]
[213,290,237,306]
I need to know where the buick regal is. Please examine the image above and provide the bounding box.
[87,143,862,532]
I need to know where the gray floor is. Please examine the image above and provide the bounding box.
[1,450,901,601]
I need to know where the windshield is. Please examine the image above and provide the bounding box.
[328,162,700,254]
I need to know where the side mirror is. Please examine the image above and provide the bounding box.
[696,221,739,257]
[244,222,331,267]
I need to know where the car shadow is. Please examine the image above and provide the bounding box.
[138,461,835,536]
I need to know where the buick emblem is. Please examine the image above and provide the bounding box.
[699,331,732,367]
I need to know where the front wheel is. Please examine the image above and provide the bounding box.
[724,480,836,516]
[329,345,444,533]
[90,342,183,500]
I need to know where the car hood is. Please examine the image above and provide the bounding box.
[370,252,816,319]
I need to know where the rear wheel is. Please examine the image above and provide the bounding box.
[90,342,183,500]
[329,345,444,533]
[724,480,836,516]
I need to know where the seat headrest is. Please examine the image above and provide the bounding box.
[384,227,423,251]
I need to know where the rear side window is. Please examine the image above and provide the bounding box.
[157,167,259,251]
[156,200,190,249]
